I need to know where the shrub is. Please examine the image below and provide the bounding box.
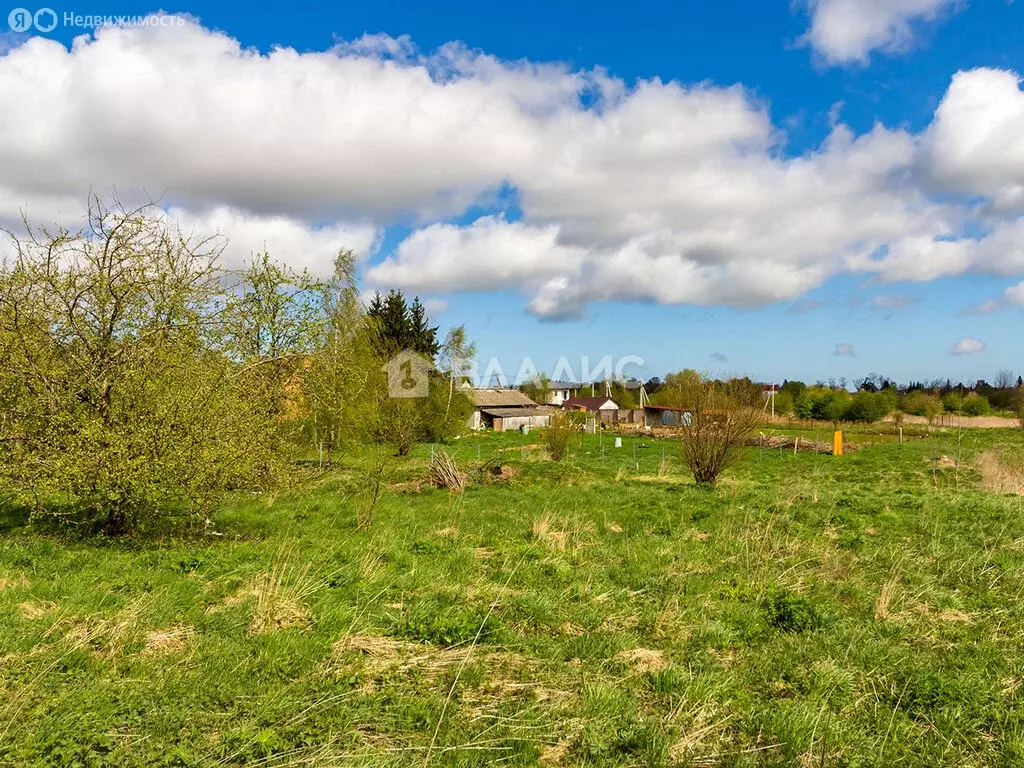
[679,377,761,485]
[942,392,965,413]
[543,412,582,461]
[0,198,289,534]
[761,590,829,633]
[962,393,991,416]
[845,391,894,423]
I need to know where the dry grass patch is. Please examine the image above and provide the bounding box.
[875,574,900,621]
[18,600,56,620]
[531,512,592,552]
[532,513,570,551]
[978,451,1024,494]
[61,596,150,659]
[0,575,28,592]
[248,548,324,634]
[615,647,669,674]
[141,626,194,657]
[667,700,733,763]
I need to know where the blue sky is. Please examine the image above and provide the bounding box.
[2,0,1023,385]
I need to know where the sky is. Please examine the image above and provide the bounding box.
[1,0,1023,385]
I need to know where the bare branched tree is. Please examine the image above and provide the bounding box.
[677,375,762,485]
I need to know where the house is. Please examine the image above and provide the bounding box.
[563,396,619,413]
[544,381,583,406]
[562,396,620,425]
[466,388,551,431]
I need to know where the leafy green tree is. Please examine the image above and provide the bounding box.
[845,391,894,423]
[961,392,991,416]
[0,197,286,534]
[522,373,551,405]
[301,251,386,463]
[942,392,965,413]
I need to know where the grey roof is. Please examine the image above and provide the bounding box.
[481,407,549,418]
[548,380,583,389]
[467,388,537,408]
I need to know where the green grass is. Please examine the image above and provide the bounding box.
[2,428,1024,766]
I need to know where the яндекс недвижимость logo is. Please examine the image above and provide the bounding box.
[8,7,56,32]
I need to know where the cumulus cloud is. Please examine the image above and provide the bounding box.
[167,207,379,276]
[0,22,1023,320]
[833,342,857,357]
[799,0,962,65]
[948,337,986,355]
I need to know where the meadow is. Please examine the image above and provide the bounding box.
[2,426,1024,767]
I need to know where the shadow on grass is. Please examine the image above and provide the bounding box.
[0,498,31,533]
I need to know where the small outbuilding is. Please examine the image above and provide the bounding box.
[466,388,551,431]
[641,405,694,427]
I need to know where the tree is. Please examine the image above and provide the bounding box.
[301,250,385,464]
[542,411,583,461]
[522,373,551,405]
[678,376,761,485]
[995,369,1015,390]
[0,197,287,534]
[942,392,965,413]
[367,290,440,359]
[408,296,440,358]
[437,324,476,426]
[845,391,893,423]
[962,392,991,417]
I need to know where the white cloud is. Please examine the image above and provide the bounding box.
[369,216,585,293]
[871,292,919,309]
[422,297,449,314]
[799,0,962,65]
[165,207,379,277]
[834,342,857,357]
[948,337,986,355]
[926,69,1024,212]
[1006,282,1024,306]
[0,22,1023,320]
[959,298,1002,316]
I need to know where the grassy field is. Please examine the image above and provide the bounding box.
[2,428,1024,766]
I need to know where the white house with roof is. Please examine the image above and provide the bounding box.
[544,381,583,406]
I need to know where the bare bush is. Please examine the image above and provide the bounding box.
[678,376,762,485]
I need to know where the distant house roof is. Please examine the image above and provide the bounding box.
[548,380,583,389]
[481,407,548,418]
[467,388,537,408]
[563,396,619,411]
